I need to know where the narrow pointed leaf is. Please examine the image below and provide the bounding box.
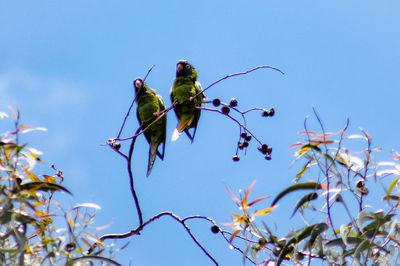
[387,178,399,198]
[17,182,72,195]
[294,160,312,182]
[271,182,322,207]
[255,205,277,216]
[229,230,241,244]
[248,196,269,207]
[225,184,239,204]
[354,239,370,262]
[296,144,321,156]
[290,192,318,218]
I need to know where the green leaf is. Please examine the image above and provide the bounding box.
[340,224,350,246]
[305,223,328,249]
[16,182,72,195]
[271,183,322,207]
[354,239,370,264]
[290,192,318,218]
[326,237,363,247]
[276,223,327,265]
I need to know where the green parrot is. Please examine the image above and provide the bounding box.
[170,60,205,142]
[134,78,166,177]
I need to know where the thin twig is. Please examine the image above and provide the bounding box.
[199,107,263,146]
[127,127,143,225]
[197,65,284,97]
[116,65,155,139]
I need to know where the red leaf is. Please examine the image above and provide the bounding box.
[289,142,303,148]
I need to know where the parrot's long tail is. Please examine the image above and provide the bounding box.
[171,117,193,142]
[147,142,158,177]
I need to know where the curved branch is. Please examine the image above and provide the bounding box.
[96,212,219,265]
[70,255,122,266]
[198,65,284,97]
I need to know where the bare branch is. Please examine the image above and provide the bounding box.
[94,212,219,265]
[198,65,284,97]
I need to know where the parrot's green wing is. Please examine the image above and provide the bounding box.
[134,79,167,177]
[156,94,166,159]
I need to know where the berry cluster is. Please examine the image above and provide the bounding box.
[209,98,274,162]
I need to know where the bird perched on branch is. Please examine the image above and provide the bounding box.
[134,78,166,177]
[170,60,205,142]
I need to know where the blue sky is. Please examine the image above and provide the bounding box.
[1,1,400,265]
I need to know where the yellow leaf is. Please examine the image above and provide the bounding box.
[42,175,56,183]
[387,178,399,198]
[75,246,86,253]
[254,205,277,216]
[32,201,46,207]
[68,212,74,228]
[26,172,41,182]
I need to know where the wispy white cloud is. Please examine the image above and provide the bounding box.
[0,67,87,111]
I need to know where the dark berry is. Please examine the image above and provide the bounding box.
[212,98,221,107]
[245,135,252,142]
[243,141,249,148]
[233,155,240,162]
[211,225,220,234]
[113,142,121,151]
[356,179,365,188]
[262,110,269,117]
[241,132,247,138]
[258,144,269,154]
[238,142,244,150]
[221,106,230,115]
[266,147,272,154]
[265,154,272,160]
[229,98,238,107]
[269,108,275,117]
[65,242,76,252]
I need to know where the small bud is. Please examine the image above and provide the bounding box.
[269,107,275,117]
[359,187,369,196]
[266,147,272,155]
[233,155,240,162]
[211,225,220,234]
[265,154,272,160]
[335,194,343,202]
[229,98,238,107]
[221,106,230,115]
[262,110,269,117]
[212,98,221,107]
[241,132,248,138]
[258,237,267,246]
[243,141,249,148]
[245,135,252,142]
